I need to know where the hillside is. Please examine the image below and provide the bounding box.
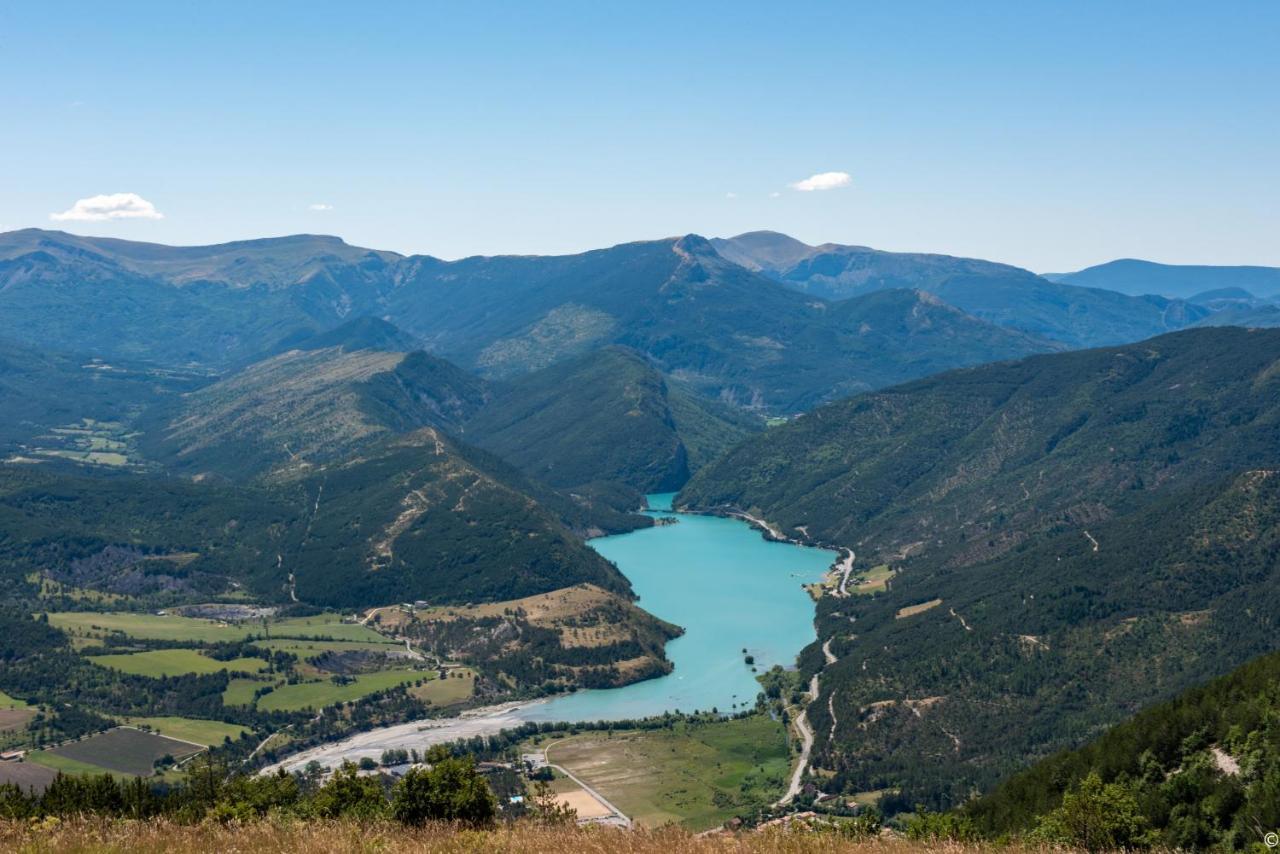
[1194,303,1280,329]
[0,230,1051,412]
[713,232,1211,348]
[679,327,1280,807]
[465,347,760,492]
[1047,258,1280,299]
[146,326,490,480]
[967,648,1280,849]
[0,338,207,455]
[0,427,634,610]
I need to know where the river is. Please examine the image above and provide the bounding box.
[267,494,834,771]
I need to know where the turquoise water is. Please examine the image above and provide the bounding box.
[517,493,835,723]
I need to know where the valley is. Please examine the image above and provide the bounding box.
[1,226,1278,845]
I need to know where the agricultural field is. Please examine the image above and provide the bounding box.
[223,677,267,707]
[28,418,141,468]
[854,564,895,594]
[255,669,430,712]
[46,610,391,645]
[0,690,29,711]
[27,750,126,778]
[409,669,475,706]
[89,648,269,677]
[0,691,34,740]
[269,615,390,643]
[530,715,789,831]
[895,598,942,619]
[118,717,249,747]
[46,612,259,643]
[0,760,58,793]
[45,727,203,776]
[259,638,399,656]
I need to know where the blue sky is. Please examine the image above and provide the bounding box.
[2,1,1277,270]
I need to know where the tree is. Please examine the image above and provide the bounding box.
[528,778,576,825]
[1033,772,1148,851]
[390,750,496,826]
[309,762,387,819]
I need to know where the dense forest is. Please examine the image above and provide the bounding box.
[467,346,760,493]
[966,648,1280,849]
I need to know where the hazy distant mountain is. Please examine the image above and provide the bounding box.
[0,228,400,289]
[0,230,397,367]
[1046,258,1280,299]
[712,231,1212,348]
[711,230,1031,297]
[1192,302,1280,329]
[0,229,1050,410]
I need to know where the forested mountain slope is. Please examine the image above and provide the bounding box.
[0,337,206,453]
[0,427,633,610]
[465,347,760,492]
[967,647,1280,849]
[145,321,491,480]
[680,327,1280,807]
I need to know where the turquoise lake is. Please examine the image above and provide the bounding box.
[517,493,835,723]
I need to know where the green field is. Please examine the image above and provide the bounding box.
[258,638,398,656]
[410,670,475,706]
[0,689,29,710]
[854,563,895,594]
[269,615,390,643]
[256,669,428,712]
[46,611,391,644]
[223,677,267,706]
[120,717,250,747]
[47,612,256,643]
[28,750,124,778]
[89,648,269,677]
[536,715,790,830]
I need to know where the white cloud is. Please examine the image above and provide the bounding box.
[789,171,852,192]
[725,192,738,199]
[50,193,163,222]
[769,191,782,198]
[309,202,334,211]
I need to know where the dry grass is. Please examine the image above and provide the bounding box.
[377,584,651,650]
[0,817,1038,853]
[895,599,942,620]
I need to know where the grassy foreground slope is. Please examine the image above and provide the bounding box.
[466,347,760,492]
[680,327,1280,808]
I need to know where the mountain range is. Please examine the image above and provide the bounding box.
[1046,258,1280,300]
[14,227,1277,415]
